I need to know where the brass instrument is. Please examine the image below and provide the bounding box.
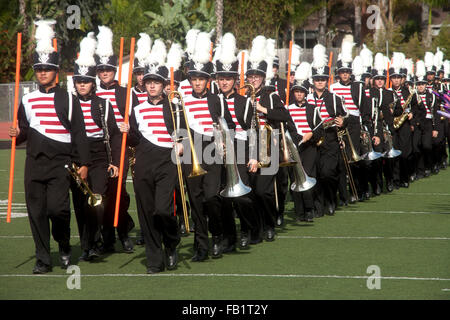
[383,124,402,158]
[65,163,103,207]
[214,116,252,198]
[128,146,136,178]
[360,125,383,161]
[239,83,272,168]
[393,88,415,129]
[285,131,316,192]
[337,129,358,200]
[168,91,208,233]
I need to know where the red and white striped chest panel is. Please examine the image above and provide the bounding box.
[180,79,192,98]
[330,83,359,116]
[80,100,103,138]
[288,103,311,135]
[419,94,432,119]
[133,88,148,105]
[226,97,247,141]
[307,93,332,125]
[394,89,405,107]
[365,88,371,99]
[134,101,173,148]
[23,91,71,143]
[255,96,267,127]
[183,96,214,136]
[426,85,433,93]
[96,87,124,127]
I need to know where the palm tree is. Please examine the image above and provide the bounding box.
[421,0,448,48]
[318,1,327,45]
[215,0,223,44]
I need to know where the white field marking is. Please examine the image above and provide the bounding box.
[339,210,450,215]
[0,212,28,218]
[277,236,450,240]
[1,235,449,241]
[0,200,26,205]
[442,289,450,291]
[399,193,450,196]
[0,273,449,282]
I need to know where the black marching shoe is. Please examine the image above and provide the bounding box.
[191,248,208,262]
[121,237,134,253]
[326,203,335,216]
[166,248,178,270]
[424,170,431,177]
[32,260,52,274]
[265,228,275,242]
[147,266,164,274]
[78,250,91,262]
[212,236,223,259]
[386,182,394,193]
[239,233,250,249]
[222,243,236,254]
[180,223,188,237]
[400,182,409,188]
[88,248,101,260]
[59,245,71,269]
[409,174,416,182]
[275,214,284,227]
[305,210,314,222]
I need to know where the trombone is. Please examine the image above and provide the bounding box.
[168,90,207,234]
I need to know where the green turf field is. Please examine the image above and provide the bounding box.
[0,149,449,300]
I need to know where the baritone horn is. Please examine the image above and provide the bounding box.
[65,163,102,207]
[214,116,252,198]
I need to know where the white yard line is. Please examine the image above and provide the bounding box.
[0,273,448,282]
[339,210,450,215]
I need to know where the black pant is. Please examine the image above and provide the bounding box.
[317,133,340,210]
[25,154,71,266]
[249,172,276,237]
[133,144,180,270]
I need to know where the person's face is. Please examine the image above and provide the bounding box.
[247,74,264,90]
[313,77,328,91]
[339,70,351,83]
[289,73,295,84]
[217,76,235,95]
[35,68,57,87]
[390,75,402,88]
[426,73,435,82]
[135,71,144,87]
[190,76,208,94]
[417,83,426,94]
[401,76,406,85]
[364,77,370,87]
[75,80,94,97]
[145,79,164,98]
[273,67,278,76]
[97,68,116,85]
[293,89,306,103]
[374,78,385,89]
[164,82,180,95]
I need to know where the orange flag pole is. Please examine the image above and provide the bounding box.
[7,33,22,223]
[114,37,135,228]
[285,41,293,107]
[170,67,175,92]
[240,51,245,95]
[53,38,58,84]
[118,37,124,85]
[386,62,390,89]
[328,51,333,89]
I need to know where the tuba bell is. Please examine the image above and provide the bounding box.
[382,124,402,158]
[284,130,316,192]
[214,116,252,198]
[360,125,383,161]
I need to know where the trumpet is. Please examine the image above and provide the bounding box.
[65,163,102,207]
[214,116,252,198]
[239,83,272,168]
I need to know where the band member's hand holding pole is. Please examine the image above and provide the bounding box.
[114,37,135,228]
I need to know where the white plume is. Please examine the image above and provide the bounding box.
[265,57,274,85]
[424,51,434,69]
[360,44,373,68]
[312,44,327,68]
[212,43,222,63]
[185,29,200,58]
[166,43,184,71]
[265,38,277,59]
[416,60,426,78]
[218,32,237,64]
[96,26,114,57]
[291,44,302,67]
[249,35,266,64]
[404,58,414,76]
[295,62,311,82]
[34,19,56,54]
[444,60,450,76]
[192,32,212,64]
[341,38,354,64]
[374,52,386,72]
[76,32,97,67]
[135,33,152,61]
[352,56,364,80]
[391,52,405,71]
[434,47,444,69]
[147,39,167,66]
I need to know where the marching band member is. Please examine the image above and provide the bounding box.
[182,32,236,261]
[71,33,121,261]
[246,36,291,242]
[133,33,152,104]
[179,29,200,98]
[94,26,138,254]
[128,59,181,273]
[9,20,91,273]
[215,32,258,253]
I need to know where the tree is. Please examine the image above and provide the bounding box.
[215,0,223,44]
